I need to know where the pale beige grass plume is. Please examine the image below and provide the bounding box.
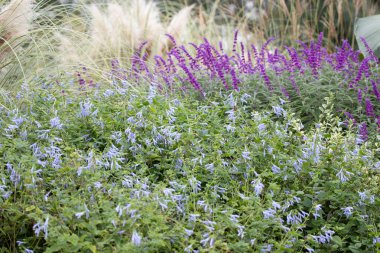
[0,0,34,41]
[0,0,35,90]
[57,0,195,68]
[0,0,34,58]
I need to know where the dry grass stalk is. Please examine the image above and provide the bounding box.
[0,0,34,57]
[0,0,34,41]
[58,0,198,67]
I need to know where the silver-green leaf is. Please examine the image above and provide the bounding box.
[355,14,380,58]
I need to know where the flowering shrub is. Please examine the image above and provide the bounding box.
[119,32,379,133]
[1,81,379,252]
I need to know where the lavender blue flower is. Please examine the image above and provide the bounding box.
[50,116,63,129]
[313,204,322,220]
[336,169,353,183]
[251,179,264,196]
[33,216,49,240]
[263,208,276,219]
[341,206,354,218]
[78,100,96,118]
[237,225,245,238]
[131,231,142,246]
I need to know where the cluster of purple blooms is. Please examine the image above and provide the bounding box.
[105,32,380,133]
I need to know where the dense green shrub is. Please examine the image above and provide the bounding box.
[0,79,379,252]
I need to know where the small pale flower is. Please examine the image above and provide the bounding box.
[336,169,353,183]
[258,123,266,132]
[93,182,102,189]
[313,204,322,220]
[33,216,49,240]
[273,105,286,117]
[251,179,264,196]
[184,245,193,253]
[230,214,240,223]
[184,229,193,237]
[75,212,85,219]
[50,116,63,129]
[131,231,142,246]
[237,225,245,238]
[261,244,273,252]
[271,164,281,174]
[263,208,276,219]
[272,201,281,210]
[341,206,354,218]
[358,191,367,201]
[242,151,251,160]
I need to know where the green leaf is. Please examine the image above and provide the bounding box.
[25,205,36,212]
[355,14,380,58]
[332,235,343,247]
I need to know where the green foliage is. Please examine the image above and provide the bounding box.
[0,80,379,252]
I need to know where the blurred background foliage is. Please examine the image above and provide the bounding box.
[32,0,380,50]
[159,0,380,50]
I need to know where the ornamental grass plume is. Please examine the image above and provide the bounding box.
[0,0,34,43]
[162,4,194,51]
[88,0,164,57]
[0,0,34,60]
[58,0,195,67]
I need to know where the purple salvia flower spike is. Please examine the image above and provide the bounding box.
[360,37,379,63]
[232,30,238,54]
[365,97,375,117]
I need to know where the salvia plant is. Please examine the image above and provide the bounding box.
[0,76,379,252]
[106,32,379,135]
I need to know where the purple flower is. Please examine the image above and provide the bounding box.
[179,63,203,93]
[230,68,240,90]
[371,80,380,101]
[357,89,363,104]
[166,34,177,47]
[351,58,370,87]
[359,123,368,141]
[232,30,238,54]
[259,62,273,91]
[360,37,379,63]
[365,97,375,117]
[77,72,86,87]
